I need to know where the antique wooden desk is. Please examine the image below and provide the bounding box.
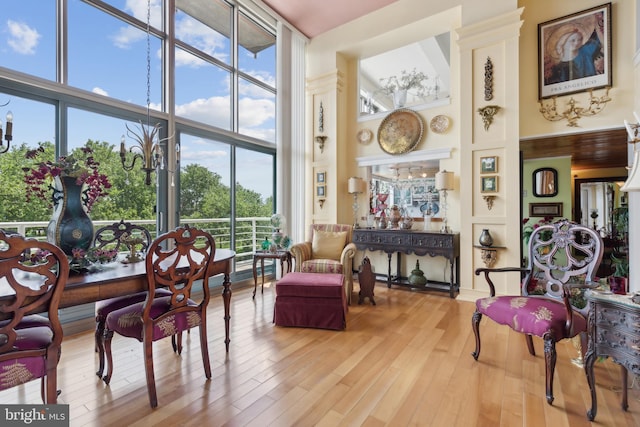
[2,249,236,351]
[584,291,640,421]
[352,229,460,298]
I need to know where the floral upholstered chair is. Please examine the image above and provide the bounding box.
[290,224,356,304]
[0,231,69,404]
[93,220,179,379]
[472,219,603,405]
[100,225,216,408]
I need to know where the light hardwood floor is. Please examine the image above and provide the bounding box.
[1,280,639,426]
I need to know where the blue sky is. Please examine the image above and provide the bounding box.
[1,0,276,200]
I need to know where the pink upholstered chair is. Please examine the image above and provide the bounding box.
[472,219,603,405]
[100,225,216,408]
[289,224,356,303]
[93,220,177,379]
[0,231,69,404]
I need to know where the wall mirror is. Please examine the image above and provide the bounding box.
[573,177,627,234]
[532,168,558,197]
[358,32,451,120]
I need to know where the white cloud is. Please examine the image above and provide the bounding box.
[6,20,40,55]
[92,87,109,96]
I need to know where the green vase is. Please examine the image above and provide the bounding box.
[47,175,94,256]
[408,260,427,287]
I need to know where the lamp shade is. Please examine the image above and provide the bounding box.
[621,149,640,192]
[348,177,364,193]
[435,170,454,191]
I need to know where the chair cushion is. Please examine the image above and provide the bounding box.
[301,259,343,275]
[0,324,54,391]
[476,296,587,338]
[95,288,173,319]
[276,272,344,299]
[311,230,347,260]
[105,296,201,342]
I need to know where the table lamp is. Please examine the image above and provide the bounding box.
[348,177,365,228]
[435,170,454,233]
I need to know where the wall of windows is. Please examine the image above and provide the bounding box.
[0,0,276,284]
[0,1,278,275]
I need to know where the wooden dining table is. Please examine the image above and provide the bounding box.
[2,248,236,352]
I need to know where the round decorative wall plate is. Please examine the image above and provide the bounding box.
[377,109,424,155]
[357,128,373,145]
[430,115,450,134]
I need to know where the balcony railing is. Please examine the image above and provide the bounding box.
[0,217,275,278]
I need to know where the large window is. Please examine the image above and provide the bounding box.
[0,0,278,276]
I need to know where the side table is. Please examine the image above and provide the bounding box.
[584,291,640,421]
[252,250,292,298]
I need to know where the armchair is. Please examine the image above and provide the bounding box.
[290,224,357,303]
[472,220,603,405]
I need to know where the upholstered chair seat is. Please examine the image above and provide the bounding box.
[290,224,356,303]
[472,220,603,405]
[100,225,216,408]
[0,231,69,404]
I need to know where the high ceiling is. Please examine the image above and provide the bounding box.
[261,0,397,38]
[262,1,627,172]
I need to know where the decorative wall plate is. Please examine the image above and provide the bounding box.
[430,115,450,134]
[377,109,424,155]
[357,128,373,145]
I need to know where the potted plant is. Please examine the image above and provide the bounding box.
[608,252,628,294]
[379,68,430,108]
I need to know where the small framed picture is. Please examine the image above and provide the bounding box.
[316,185,326,197]
[529,202,563,217]
[480,156,498,174]
[316,171,325,183]
[481,176,498,193]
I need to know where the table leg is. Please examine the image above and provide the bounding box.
[222,272,231,352]
[621,365,629,411]
[252,256,259,299]
[260,258,265,294]
[449,259,454,298]
[387,253,393,288]
[584,341,597,420]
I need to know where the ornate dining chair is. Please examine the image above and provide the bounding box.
[93,220,176,378]
[472,219,603,404]
[289,224,356,303]
[0,231,69,404]
[100,225,216,408]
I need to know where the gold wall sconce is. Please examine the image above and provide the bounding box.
[538,87,611,127]
[482,195,496,210]
[315,135,327,153]
[477,105,500,131]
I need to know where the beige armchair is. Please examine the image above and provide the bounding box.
[289,224,357,304]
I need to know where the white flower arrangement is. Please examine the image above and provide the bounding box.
[379,68,430,97]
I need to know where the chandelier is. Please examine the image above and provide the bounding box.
[119,0,167,185]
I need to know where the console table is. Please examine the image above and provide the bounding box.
[584,291,640,421]
[352,228,460,298]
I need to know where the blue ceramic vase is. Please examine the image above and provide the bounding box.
[47,175,94,256]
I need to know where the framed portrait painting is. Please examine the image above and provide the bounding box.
[538,3,611,99]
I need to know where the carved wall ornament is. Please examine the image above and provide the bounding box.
[484,57,493,101]
[477,105,501,131]
[318,101,324,133]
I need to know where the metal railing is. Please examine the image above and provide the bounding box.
[0,217,275,277]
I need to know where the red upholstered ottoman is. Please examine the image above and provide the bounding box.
[274,272,347,330]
